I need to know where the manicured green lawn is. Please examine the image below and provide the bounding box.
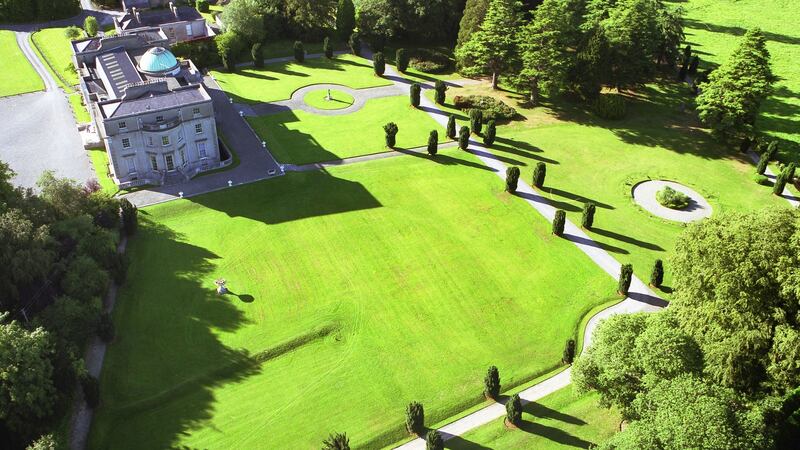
[303,88,354,109]
[679,0,800,162]
[69,93,91,123]
[211,54,392,104]
[90,149,614,449]
[32,27,80,88]
[247,95,447,164]
[0,31,44,98]
[456,388,620,449]
[88,148,118,196]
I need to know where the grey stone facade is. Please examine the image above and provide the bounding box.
[116,2,214,44]
[72,31,223,188]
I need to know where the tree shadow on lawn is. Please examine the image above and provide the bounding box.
[516,420,596,448]
[589,227,664,251]
[561,232,630,255]
[492,137,561,165]
[94,220,263,449]
[469,145,528,167]
[540,186,614,210]
[523,401,587,426]
[395,146,498,173]
[516,191,583,214]
[682,18,800,46]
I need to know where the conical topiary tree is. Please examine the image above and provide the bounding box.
[532,162,546,188]
[505,166,520,193]
[506,394,522,426]
[469,109,483,135]
[384,122,399,148]
[322,432,350,450]
[434,80,447,105]
[785,162,797,182]
[323,36,333,59]
[773,170,788,195]
[552,209,566,236]
[410,83,421,108]
[406,401,425,435]
[373,52,386,76]
[397,48,409,73]
[618,264,633,296]
[349,31,361,56]
[425,430,443,450]
[581,202,596,229]
[446,115,457,139]
[756,141,779,175]
[294,40,305,63]
[650,259,664,288]
[484,366,500,399]
[562,339,576,364]
[459,126,470,150]
[483,120,496,146]
[120,198,138,236]
[427,130,438,156]
[252,43,264,67]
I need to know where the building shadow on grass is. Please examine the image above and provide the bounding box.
[92,220,264,449]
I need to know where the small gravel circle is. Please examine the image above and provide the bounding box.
[632,180,712,223]
[303,88,355,110]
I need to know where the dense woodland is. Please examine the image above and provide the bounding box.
[0,0,79,23]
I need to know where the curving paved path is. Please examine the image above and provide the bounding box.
[236,83,404,117]
[632,180,712,223]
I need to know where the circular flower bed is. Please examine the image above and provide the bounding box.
[656,186,691,209]
[303,89,355,110]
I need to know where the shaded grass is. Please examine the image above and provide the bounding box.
[69,93,91,123]
[31,27,79,88]
[90,148,614,449]
[88,148,118,196]
[247,95,447,165]
[211,54,391,104]
[0,31,44,97]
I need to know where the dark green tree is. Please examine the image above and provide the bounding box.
[396,48,409,73]
[216,32,244,72]
[506,394,522,425]
[532,162,546,188]
[384,122,399,148]
[97,311,115,343]
[336,0,356,40]
[406,401,425,434]
[120,198,138,236]
[688,55,700,74]
[223,0,266,44]
[294,41,305,63]
[84,16,98,38]
[618,263,633,295]
[446,115,457,139]
[563,339,576,364]
[773,171,788,196]
[251,43,264,67]
[552,209,566,236]
[427,130,438,157]
[322,431,350,450]
[581,202,596,229]
[434,80,447,105]
[348,31,361,56]
[373,51,386,76]
[457,0,490,48]
[425,429,443,450]
[505,166,520,193]
[324,37,333,59]
[650,259,664,288]
[484,365,501,399]
[483,120,496,146]
[458,126,470,150]
[469,109,483,135]
[410,83,421,108]
[81,374,100,408]
[196,0,209,13]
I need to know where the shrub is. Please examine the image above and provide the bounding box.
[581,202,596,229]
[446,115,456,139]
[396,48,409,73]
[753,174,771,186]
[773,171,788,195]
[251,43,263,68]
[506,394,522,425]
[196,0,209,13]
[505,167,520,193]
[409,48,451,74]
[594,93,627,120]
[64,26,83,40]
[348,32,361,56]
[294,41,305,63]
[383,122,398,148]
[425,430,443,450]
[434,80,447,105]
[427,130,438,156]
[650,259,664,288]
[81,375,100,408]
[84,16,98,38]
[785,163,797,183]
[406,401,425,434]
[322,432,350,450]
[756,141,778,175]
[453,95,516,121]
[469,109,483,135]
[120,198,138,236]
[484,366,500,399]
[656,186,690,209]
[373,52,386,76]
[552,209,566,236]
[369,34,386,52]
[562,339,576,364]
[97,312,115,342]
[755,157,769,175]
[739,136,753,153]
[618,263,633,296]
[483,120,496,146]
[410,83,421,108]
[532,162,546,188]
[324,37,333,59]
[458,126,470,150]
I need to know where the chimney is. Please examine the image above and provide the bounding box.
[170,2,177,18]
[132,7,140,24]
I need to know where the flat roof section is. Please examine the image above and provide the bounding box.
[96,47,143,99]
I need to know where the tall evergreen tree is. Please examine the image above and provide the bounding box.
[335,0,356,40]
[696,28,774,140]
[455,0,522,89]
[456,0,490,48]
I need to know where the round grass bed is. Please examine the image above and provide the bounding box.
[303,89,355,110]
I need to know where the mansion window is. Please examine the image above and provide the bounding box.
[192,107,200,116]
[162,136,170,146]
[156,115,164,122]
[195,123,203,134]
[149,154,158,171]
[185,24,193,36]
[119,121,127,130]
[179,148,186,165]
[121,138,131,149]
[126,157,136,174]
[147,136,154,147]
[197,141,207,158]
[178,132,183,142]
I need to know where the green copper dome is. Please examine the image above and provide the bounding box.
[138,47,180,75]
